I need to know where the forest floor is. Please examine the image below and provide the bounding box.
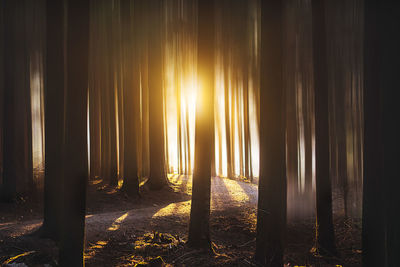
[0,175,361,267]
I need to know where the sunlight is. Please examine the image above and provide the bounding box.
[107,212,129,231]
[164,57,260,180]
[164,63,198,174]
[152,200,191,218]
[30,61,44,179]
[221,178,250,203]
[85,240,109,260]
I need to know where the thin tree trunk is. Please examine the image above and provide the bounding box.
[312,0,336,255]
[108,11,119,186]
[0,3,4,190]
[177,81,183,174]
[188,0,214,249]
[141,36,150,179]
[89,0,101,180]
[121,0,139,197]
[224,68,232,178]
[255,1,286,265]
[148,0,167,189]
[186,105,191,175]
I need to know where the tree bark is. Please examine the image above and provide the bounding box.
[0,2,4,189]
[148,0,167,189]
[121,0,139,197]
[362,1,400,266]
[88,0,102,181]
[58,0,89,265]
[312,0,336,256]
[42,0,66,241]
[255,1,286,265]
[188,0,214,249]
[1,0,33,202]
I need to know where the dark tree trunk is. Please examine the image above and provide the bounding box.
[0,3,4,189]
[88,0,102,181]
[1,0,33,202]
[58,0,90,266]
[99,2,111,185]
[147,0,167,189]
[380,4,400,264]
[42,0,66,241]
[362,1,384,265]
[121,0,139,197]
[312,0,336,256]
[362,1,400,266]
[255,1,286,265]
[224,72,232,179]
[107,17,119,187]
[188,0,214,249]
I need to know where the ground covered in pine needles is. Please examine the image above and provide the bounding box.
[0,175,361,266]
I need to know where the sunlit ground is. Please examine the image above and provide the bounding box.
[0,175,257,239]
[0,175,360,266]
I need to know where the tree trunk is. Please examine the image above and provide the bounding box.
[42,0,66,241]
[148,0,167,189]
[1,0,33,202]
[58,0,89,265]
[121,0,139,197]
[380,3,400,264]
[88,0,102,181]
[312,0,336,256]
[255,1,286,265]
[362,1,400,266]
[107,7,118,187]
[0,3,4,190]
[188,0,214,249]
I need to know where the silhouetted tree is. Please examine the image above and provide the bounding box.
[121,0,139,197]
[1,0,33,202]
[188,0,215,249]
[88,0,102,181]
[312,0,336,256]
[255,0,287,265]
[148,0,168,189]
[362,1,400,266]
[57,0,90,265]
[42,0,66,240]
[0,2,4,189]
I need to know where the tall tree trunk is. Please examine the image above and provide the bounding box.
[186,105,191,175]
[100,2,111,185]
[58,0,89,265]
[380,3,400,264]
[312,0,336,256]
[42,0,66,241]
[1,0,33,202]
[362,1,400,266]
[255,1,286,265]
[148,0,167,189]
[224,68,232,178]
[88,2,102,180]
[177,81,183,174]
[121,0,139,197]
[362,1,384,265]
[188,0,214,249]
[107,11,119,187]
[141,36,150,179]
[0,3,4,189]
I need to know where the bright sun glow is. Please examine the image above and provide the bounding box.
[164,61,260,178]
